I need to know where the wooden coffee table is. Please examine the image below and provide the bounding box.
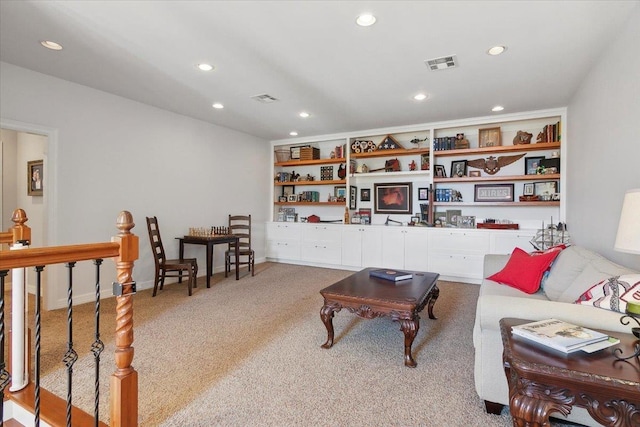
[320,268,439,367]
[500,318,640,427]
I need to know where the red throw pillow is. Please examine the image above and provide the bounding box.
[488,247,563,294]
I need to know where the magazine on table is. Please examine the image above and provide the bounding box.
[369,269,413,282]
[511,318,611,353]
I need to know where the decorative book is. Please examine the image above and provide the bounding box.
[369,269,413,282]
[511,319,609,353]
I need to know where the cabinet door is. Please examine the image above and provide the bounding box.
[403,228,429,271]
[381,228,406,270]
[360,227,383,268]
[490,231,536,254]
[428,253,484,280]
[341,227,363,267]
[301,225,341,264]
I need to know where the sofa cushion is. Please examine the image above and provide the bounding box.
[487,247,562,294]
[575,274,640,312]
[543,246,633,301]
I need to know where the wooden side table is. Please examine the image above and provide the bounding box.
[500,318,640,427]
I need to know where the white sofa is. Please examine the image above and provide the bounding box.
[473,245,637,426]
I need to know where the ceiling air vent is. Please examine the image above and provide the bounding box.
[425,55,458,71]
[251,93,279,103]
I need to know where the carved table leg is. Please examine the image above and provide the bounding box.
[427,285,439,319]
[508,374,573,427]
[320,303,339,349]
[399,318,419,367]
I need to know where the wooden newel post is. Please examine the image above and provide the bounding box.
[110,211,139,427]
[11,209,31,244]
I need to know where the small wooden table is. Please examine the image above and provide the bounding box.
[178,235,239,288]
[500,318,640,427]
[320,268,440,367]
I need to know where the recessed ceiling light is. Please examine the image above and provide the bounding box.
[40,40,63,51]
[487,46,506,56]
[492,105,504,112]
[289,131,298,136]
[212,103,224,109]
[414,93,428,101]
[197,63,214,71]
[356,14,376,27]
[299,112,310,118]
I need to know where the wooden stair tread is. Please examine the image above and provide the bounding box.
[5,382,108,427]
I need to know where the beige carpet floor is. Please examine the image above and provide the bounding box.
[10,263,578,426]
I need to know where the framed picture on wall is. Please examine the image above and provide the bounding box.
[27,159,43,196]
[350,186,357,210]
[374,182,412,214]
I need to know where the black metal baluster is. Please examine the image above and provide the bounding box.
[91,259,105,427]
[0,270,12,423]
[63,262,78,427]
[34,265,45,427]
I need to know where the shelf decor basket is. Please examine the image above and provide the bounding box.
[275,149,290,163]
[300,146,320,160]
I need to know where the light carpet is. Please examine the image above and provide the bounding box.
[37,263,576,426]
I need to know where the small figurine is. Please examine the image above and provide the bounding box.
[337,163,346,179]
[290,171,300,181]
[513,131,533,145]
[409,160,417,171]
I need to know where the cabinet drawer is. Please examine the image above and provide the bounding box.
[267,239,301,260]
[428,253,484,280]
[301,240,341,264]
[490,231,536,254]
[266,223,301,240]
[302,225,341,243]
[429,231,489,253]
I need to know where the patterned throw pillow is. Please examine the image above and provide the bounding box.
[575,274,640,313]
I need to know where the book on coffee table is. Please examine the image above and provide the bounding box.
[511,318,609,353]
[369,269,413,282]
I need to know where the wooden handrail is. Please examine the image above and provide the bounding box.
[0,242,120,270]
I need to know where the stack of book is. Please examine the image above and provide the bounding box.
[512,319,618,354]
[369,269,413,282]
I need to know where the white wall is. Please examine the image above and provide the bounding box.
[1,128,18,229]
[1,61,271,309]
[566,4,640,270]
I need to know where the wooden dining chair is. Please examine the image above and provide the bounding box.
[225,214,255,277]
[146,216,198,296]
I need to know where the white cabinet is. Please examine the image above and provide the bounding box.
[301,224,342,265]
[490,230,537,254]
[381,227,429,271]
[428,229,489,281]
[341,226,383,268]
[266,222,301,261]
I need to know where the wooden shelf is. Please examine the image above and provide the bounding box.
[434,174,560,183]
[433,142,560,158]
[351,147,429,159]
[274,201,345,206]
[275,158,346,167]
[433,201,560,207]
[274,179,346,186]
[350,171,430,178]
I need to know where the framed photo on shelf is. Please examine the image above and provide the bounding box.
[282,185,295,196]
[287,194,298,202]
[420,153,430,170]
[27,159,44,196]
[418,187,429,201]
[469,170,481,177]
[479,127,501,147]
[434,165,447,178]
[419,203,429,222]
[446,209,462,227]
[474,183,514,202]
[525,156,544,175]
[450,160,467,178]
[534,181,557,196]
[278,196,287,203]
[350,186,357,210]
[523,183,535,196]
[374,182,412,214]
[360,188,371,202]
[334,186,346,198]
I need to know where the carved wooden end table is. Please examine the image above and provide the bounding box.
[500,318,640,427]
[320,268,439,367]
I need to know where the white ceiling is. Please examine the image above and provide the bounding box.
[1,1,637,141]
